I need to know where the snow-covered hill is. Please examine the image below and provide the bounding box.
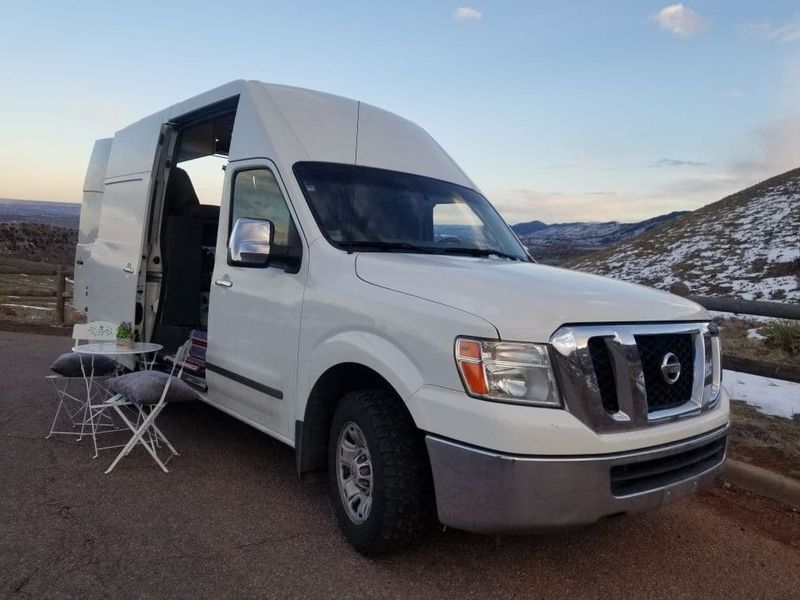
[569,168,800,302]
[511,212,687,264]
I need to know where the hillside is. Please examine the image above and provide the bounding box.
[0,223,77,266]
[0,200,79,267]
[511,212,688,264]
[569,168,800,302]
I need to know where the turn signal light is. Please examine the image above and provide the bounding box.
[456,339,488,394]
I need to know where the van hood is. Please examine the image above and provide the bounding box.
[355,254,708,341]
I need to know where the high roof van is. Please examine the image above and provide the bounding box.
[76,81,729,554]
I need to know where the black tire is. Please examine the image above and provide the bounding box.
[328,389,431,555]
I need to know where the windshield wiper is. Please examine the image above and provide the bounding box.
[440,247,526,261]
[339,241,526,261]
[339,241,435,254]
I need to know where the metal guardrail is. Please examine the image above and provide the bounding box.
[686,295,799,384]
[688,295,800,320]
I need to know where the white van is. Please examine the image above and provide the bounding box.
[75,81,729,554]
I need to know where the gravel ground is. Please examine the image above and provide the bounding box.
[1,330,799,599]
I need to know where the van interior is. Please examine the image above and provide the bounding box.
[147,100,237,359]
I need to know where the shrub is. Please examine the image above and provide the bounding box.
[770,289,787,301]
[764,319,800,356]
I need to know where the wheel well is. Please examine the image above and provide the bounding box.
[296,363,413,474]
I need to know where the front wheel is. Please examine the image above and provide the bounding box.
[328,389,430,555]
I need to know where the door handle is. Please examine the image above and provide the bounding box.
[214,277,233,288]
[122,263,134,274]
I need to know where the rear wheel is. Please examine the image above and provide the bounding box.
[328,389,430,555]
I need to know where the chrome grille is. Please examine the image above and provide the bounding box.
[587,337,619,413]
[635,333,694,411]
[549,323,721,433]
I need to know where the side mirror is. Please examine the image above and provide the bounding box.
[228,218,274,267]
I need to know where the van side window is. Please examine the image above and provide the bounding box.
[230,168,302,270]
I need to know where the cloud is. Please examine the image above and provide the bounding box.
[741,18,800,43]
[486,188,673,224]
[488,110,800,225]
[487,176,748,225]
[655,4,707,37]
[650,158,708,168]
[757,114,800,173]
[453,6,482,21]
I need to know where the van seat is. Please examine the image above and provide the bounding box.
[165,167,200,216]
[165,166,220,236]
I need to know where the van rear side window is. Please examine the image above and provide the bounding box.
[230,168,302,270]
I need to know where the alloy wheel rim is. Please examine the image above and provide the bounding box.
[336,421,374,524]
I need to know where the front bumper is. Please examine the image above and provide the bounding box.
[426,424,728,534]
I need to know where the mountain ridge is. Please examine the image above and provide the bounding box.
[511,211,689,264]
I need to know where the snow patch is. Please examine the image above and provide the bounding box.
[724,369,800,419]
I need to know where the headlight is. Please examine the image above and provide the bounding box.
[454,337,561,407]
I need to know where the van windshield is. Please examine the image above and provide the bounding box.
[293,162,530,261]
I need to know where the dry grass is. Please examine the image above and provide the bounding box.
[764,319,800,355]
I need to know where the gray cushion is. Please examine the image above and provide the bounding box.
[50,352,117,377]
[107,370,197,405]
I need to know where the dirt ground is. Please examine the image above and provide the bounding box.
[728,400,800,480]
[1,330,799,599]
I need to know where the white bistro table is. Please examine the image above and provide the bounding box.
[72,342,163,366]
[72,342,163,457]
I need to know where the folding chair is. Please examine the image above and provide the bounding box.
[46,321,119,439]
[103,339,193,474]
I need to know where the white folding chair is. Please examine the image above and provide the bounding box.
[103,340,193,474]
[46,321,119,439]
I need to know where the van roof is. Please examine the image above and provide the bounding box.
[103,80,474,189]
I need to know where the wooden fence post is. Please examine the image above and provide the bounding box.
[54,266,65,326]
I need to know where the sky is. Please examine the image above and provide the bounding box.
[1,1,799,224]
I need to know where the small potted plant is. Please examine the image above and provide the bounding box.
[116,321,134,349]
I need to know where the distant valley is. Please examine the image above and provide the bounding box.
[510,212,688,264]
[0,198,80,228]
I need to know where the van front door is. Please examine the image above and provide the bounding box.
[206,159,306,441]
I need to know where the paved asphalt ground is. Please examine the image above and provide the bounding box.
[1,330,799,599]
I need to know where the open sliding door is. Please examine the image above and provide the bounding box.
[87,119,174,333]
